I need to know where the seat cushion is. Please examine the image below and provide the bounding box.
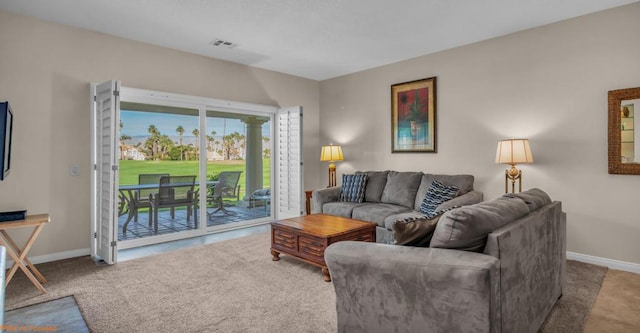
[352,203,413,227]
[323,202,371,218]
[339,174,368,203]
[414,174,474,210]
[380,171,423,208]
[355,171,389,203]
[430,196,530,252]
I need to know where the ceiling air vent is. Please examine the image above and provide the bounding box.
[210,39,237,49]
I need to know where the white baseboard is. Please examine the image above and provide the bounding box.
[5,248,90,268]
[567,251,640,274]
[4,247,640,275]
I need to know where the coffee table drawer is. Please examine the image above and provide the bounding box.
[273,229,296,250]
[299,236,325,260]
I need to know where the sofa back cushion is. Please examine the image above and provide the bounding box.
[355,171,389,203]
[380,171,423,208]
[503,188,551,212]
[430,196,530,252]
[414,174,474,211]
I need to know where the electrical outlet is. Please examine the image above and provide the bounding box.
[70,164,80,176]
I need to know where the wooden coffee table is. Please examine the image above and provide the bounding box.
[271,214,376,282]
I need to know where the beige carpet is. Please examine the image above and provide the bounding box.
[5,233,606,333]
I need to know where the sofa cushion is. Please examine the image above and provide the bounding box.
[323,202,371,218]
[430,196,530,252]
[503,188,551,212]
[355,171,389,202]
[392,206,460,247]
[384,211,426,230]
[380,171,423,208]
[339,174,368,203]
[420,180,459,218]
[352,203,413,227]
[414,174,474,211]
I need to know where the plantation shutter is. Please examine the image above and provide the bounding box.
[276,106,303,219]
[91,80,120,264]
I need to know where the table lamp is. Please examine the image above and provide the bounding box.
[495,139,533,193]
[320,145,344,187]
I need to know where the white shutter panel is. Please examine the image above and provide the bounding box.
[91,80,120,264]
[276,106,303,219]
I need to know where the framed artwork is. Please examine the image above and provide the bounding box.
[391,77,437,153]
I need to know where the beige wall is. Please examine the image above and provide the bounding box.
[0,10,320,257]
[320,3,640,265]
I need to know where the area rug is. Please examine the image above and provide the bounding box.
[541,260,608,332]
[4,296,89,332]
[4,233,607,332]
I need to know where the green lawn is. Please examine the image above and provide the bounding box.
[119,159,271,199]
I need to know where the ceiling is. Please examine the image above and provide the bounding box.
[0,0,637,80]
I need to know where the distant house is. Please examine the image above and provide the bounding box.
[122,145,146,161]
[207,150,223,161]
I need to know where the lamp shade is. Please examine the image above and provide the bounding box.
[495,139,533,164]
[320,145,344,162]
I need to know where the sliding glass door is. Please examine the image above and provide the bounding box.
[204,111,272,231]
[117,102,200,242]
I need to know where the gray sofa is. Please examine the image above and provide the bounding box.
[325,189,566,333]
[311,171,483,243]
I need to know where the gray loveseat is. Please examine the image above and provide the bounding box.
[311,171,483,243]
[325,189,566,333]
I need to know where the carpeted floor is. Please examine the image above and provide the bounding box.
[5,233,607,332]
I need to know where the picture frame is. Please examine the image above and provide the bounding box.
[391,77,437,153]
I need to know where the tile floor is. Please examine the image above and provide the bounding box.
[118,223,270,261]
[118,205,270,241]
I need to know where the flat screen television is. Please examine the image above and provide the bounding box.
[0,101,13,181]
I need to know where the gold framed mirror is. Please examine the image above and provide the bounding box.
[608,86,640,174]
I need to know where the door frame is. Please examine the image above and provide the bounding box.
[115,87,282,250]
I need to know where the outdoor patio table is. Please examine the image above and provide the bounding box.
[118,180,218,232]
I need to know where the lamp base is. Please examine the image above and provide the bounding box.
[504,164,522,193]
[328,163,337,187]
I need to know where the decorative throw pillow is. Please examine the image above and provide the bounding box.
[393,206,460,247]
[339,174,368,203]
[420,180,459,218]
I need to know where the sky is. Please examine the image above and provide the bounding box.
[120,110,271,138]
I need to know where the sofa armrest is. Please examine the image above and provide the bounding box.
[311,186,341,214]
[436,190,483,211]
[325,241,500,333]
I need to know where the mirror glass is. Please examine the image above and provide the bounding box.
[621,99,640,163]
[608,87,640,174]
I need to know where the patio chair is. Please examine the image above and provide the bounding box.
[249,188,271,213]
[122,173,168,234]
[207,171,242,217]
[150,175,197,232]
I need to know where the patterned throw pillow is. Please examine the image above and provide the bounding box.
[420,180,459,218]
[339,174,368,203]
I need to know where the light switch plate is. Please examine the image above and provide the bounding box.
[70,164,80,176]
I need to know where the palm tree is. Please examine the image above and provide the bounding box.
[211,130,218,152]
[192,128,200,160]
[147,124,160,160]
[176,125,184,160]
[119,134,131,160]
[262,136,270,160]
[119,121,130,160]
[222,133,236,160]
[237,133,246,159]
